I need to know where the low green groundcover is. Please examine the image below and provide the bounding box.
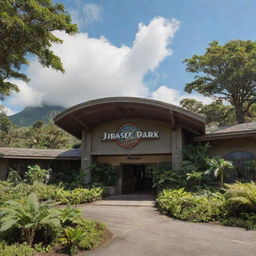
[0,192,107,256]
[0,181,103,205]
[156,182,256,230]
[0,242,35,256]
[156,188,224,222]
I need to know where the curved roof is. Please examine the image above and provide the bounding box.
[54,97,206,138]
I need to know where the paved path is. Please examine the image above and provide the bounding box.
[80,194,256,256]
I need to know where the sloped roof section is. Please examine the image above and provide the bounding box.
[211,123,256,134]
[0,147,81,160]
[195,123,256,141]
[54,97,206,138]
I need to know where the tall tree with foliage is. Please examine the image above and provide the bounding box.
[180,98,236,127]
[0,123,79,149]
[0,105,12,132]
[0,0,78,99]
[184,40,256,123]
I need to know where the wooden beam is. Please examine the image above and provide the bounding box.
[124,107,136,118]
[112,103,135,118]
[180,125,201,135]
[71,114,91,131]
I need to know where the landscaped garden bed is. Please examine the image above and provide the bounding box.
[0,166,109,256]
[154,144,256,230]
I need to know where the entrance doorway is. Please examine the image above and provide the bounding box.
[122,164,153,194]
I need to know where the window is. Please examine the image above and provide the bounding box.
[225,151,256,182]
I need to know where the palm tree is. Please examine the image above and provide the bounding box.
[206,158,234,187]
[0,193,60,246]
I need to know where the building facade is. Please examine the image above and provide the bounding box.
[1,97,256,194]
[54,97,205,193]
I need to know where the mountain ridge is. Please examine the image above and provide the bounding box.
[9,105,66,127]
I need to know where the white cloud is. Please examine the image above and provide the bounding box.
[9,17,180,108]
[71,3,102,28]
[0,104,16,116]
[5,107,16,116]
[151,85,212,106]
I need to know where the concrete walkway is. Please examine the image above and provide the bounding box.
[80,194,256,256]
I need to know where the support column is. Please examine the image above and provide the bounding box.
[115,165,122,194]
[81,129,92,184]
[171,126,183,169]
[0,159,8,180]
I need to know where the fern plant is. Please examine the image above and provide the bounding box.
[0,193,60,246]
[224,182,256,215]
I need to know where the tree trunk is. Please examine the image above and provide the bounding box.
[234,105,245,124]
[24,228,35,246]
[220,173,224,188]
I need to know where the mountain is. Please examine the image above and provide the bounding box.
[9,105,66,127]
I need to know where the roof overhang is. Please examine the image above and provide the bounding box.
[54,97,206,139]
[194,130,256,142]
[0,148,81,160]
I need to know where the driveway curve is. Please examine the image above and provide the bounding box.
[80,195,256,256]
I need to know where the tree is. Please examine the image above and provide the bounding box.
[0,123,79,149]
[184,40,256,123]
[0,0,78,99]
[0,105,12,132]
[180,98,236,127]
[206,158,234,187]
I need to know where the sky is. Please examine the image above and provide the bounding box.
[3,0,256,115]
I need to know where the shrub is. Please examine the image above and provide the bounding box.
[58,205,82,227]
[53,187,103,205]
[59,227,87,255]
[50,167,85,189]
[91,163,116,186]
[0,193,60,246]
[6,169,22,185]
[220,213,256,230]
[0,242,35,256]
[0,181,103,206]
[59,220,105,255]
[25,165,49,184]
[224,182,256,216]
[76,219,105,250]
[156,188,224,222]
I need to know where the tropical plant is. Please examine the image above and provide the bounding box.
[186,171,204,186]
[91,163,116,186]
[224,182,256,216]
[50,167,85,189]
[7,169,22,185]
[206,158,234,187]
[59,227,87,255]
[152,168,186,191]
[181,143,211,172]
[25,165,49,184]
[59,205,82,226]
[0,193,60,246]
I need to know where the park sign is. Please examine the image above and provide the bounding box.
[102,123,160,148]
